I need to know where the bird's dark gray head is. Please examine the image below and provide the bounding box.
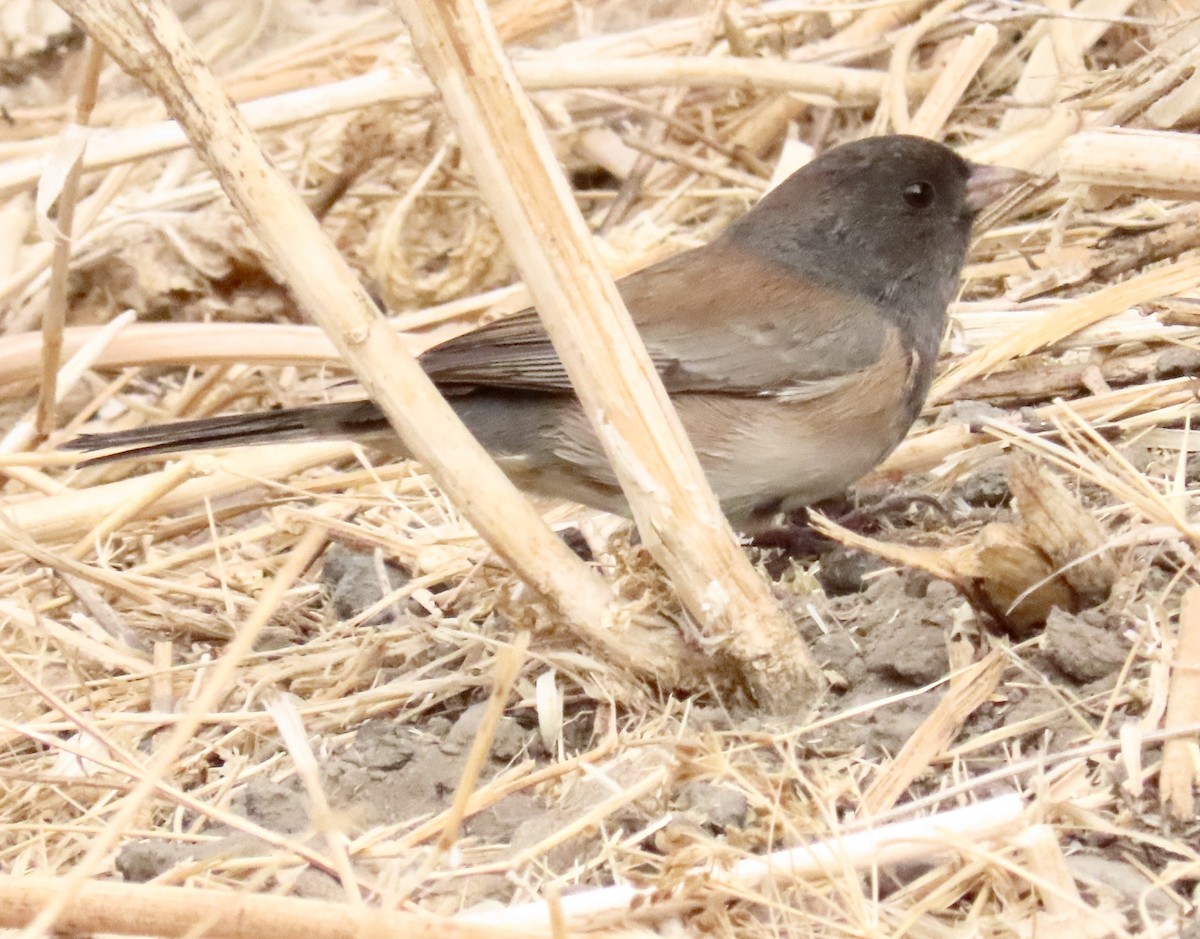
[723,135,1016,336]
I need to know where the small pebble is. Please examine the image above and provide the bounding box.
[321,543,413,623]
[817,547,885,595]
[1044,608,1128,683]
[1154,346,1200,380]
[675,781,750,831]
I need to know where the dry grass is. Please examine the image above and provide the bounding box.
[0,0,1199,935]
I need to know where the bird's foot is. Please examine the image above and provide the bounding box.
[749,515,834,558]
[832,492,952,534]
[751,492,951,560]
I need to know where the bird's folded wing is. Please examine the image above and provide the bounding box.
[420,243,896,396]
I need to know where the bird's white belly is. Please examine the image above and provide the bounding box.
[700,399,909,523]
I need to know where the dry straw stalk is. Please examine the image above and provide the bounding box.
[0,56,913,201]
[392,0,824,713]
[466,793,1026,931]
[0,874,526,939]
[1060,128,1200,200]
[1161,585,1200,820]
[53,0,677,681]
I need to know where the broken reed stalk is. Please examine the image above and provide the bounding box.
[860,651,1007,815]
[466,793,1026,931]
[0,322,372,386]
[1161,585,1200,820]
[1014,825,1087,920]
[438,631,530,852]
[2,310,136,455]
[8,441,354,541]
[53,0,671,682]
[266,696,363,903]
[0,311,136,500]
[1060,128,1200,200]
[391,0,825,715]
[0,55,913,201]
[0,875,527,939]
[931,253,1200,401]
[907,23,998,138]
[0,162,134,311]
[37,40,105,435]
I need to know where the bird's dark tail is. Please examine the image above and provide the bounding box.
[61,400,391,465]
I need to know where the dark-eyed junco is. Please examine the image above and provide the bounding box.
[64,135,1022,532]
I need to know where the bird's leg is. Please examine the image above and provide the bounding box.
[558,526,595,562]
[833,492,952,533]
[749,492,953,559]
[748,508,835,557]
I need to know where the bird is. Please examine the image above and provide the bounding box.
[63,135,1023,534]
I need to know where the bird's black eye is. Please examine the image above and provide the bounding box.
[903,181,935,209]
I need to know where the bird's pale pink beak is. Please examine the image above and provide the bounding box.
[965,162,1030,213]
